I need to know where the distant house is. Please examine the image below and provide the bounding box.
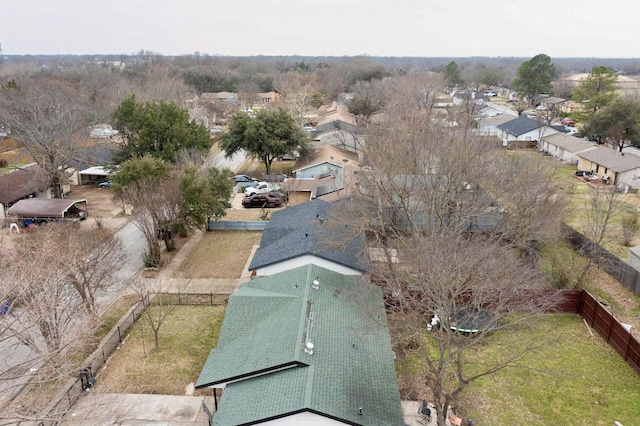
[0,164,51,220]
[539,133,597,164]
[538,96,567,110]
[314,102,358,135]
[476,113,517,137]
[576,146,640,188]
[89,124,119,139]
[248,199,368,276]
[195,264,404,426]
[496,115,559,147]
[292,145,359,179]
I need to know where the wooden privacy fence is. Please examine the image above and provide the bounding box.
[558,288,640,375]
[562,223,640,295]
[578,290,640,375]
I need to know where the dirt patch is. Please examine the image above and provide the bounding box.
[67,185,122,219]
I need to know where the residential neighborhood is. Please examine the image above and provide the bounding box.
[2,53,640,426]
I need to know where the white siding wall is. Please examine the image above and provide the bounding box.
[259,411,347,425]
[256,255,362,276]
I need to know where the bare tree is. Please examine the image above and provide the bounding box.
[576,187,622,283]
[53,227,126,316]
[129,276,176,351]
[274,72,320,126]
[119,173,182,267]
[0,76,92,198]
[323,83,566,425]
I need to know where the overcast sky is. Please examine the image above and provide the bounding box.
[3,0,639,58]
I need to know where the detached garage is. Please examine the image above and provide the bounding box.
[6,198,89,223]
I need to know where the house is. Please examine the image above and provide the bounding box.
[475,113,517,137]
[70,142,120,185]
[248,199,368,276]
[539,133,597,164]
[314,102,358,135]
[496,115,559,147]
[538,96,567,110]
[575,146,640,188]
[195,264,405,426]
[292,145,359,179]
[0,164,51,220]
[284,164,359,202]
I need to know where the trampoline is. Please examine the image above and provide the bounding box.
[449,305,497,335]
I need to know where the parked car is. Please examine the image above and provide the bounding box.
[242,193,283,208]
[231,175,258,183]
[268,190,289,203]
[244,181,278,196]
[561,118,575,126]
[535,104,548,111]
[98,180,112,188]
[68,205,88,220]
[484,91,498,97]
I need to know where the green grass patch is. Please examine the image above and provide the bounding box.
[94,305,225,395]
[397,314,640,425]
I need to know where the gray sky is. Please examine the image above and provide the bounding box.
[3,0,640,58]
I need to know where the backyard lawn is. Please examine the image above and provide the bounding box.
[173,231,262,278]
[396,314,640,425]
[94,305,225,396]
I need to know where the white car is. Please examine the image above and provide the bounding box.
[484,91,498,97]
[243,181,278,196]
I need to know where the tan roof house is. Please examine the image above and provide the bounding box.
[539,133,597,164]
[576,146,640,188]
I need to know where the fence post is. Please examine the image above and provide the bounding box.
[102,347,106,362]
[131,309,136,323]
[117,326,122,343]
[210,292,213,306]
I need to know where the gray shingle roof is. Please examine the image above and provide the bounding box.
[577,146,640,172]
[196,264,404,426]
[496,115,543,137]
[542,133,596,153]
[249,199,368,273]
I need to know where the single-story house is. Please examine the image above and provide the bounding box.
[538,96,567,110]
[475,113,517,137]
[314,102,358,135]
[77,166,115,186]
[195,264,404,426]
[539,133,597,164]
[496,115,559,147]
[292,145,359,179]
[6,198,88,223]
[248,199,368,276]
[576,146,640,188]
[0,164,51,220]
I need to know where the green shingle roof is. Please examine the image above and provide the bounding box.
[196,264,404,426]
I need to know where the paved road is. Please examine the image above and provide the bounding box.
[206,149,247,173]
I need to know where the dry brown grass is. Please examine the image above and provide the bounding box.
[174,231,262,278]
[93,305,225,396]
